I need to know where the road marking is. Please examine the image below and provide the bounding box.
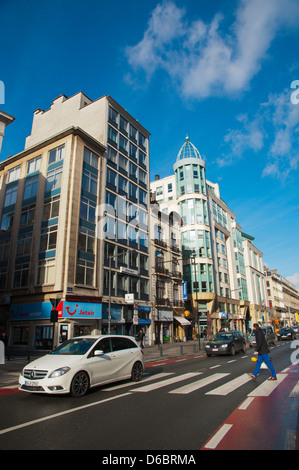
[169,373,229,395]
[238,396,255,410]
[227,360,237,363]
[0,392,132,436]
[102,372,173,391]
[248,373,286,397]
[289,380,299,397]
[131,372,201,392]
[206,373,252,396]
[209,365,221,369]
[204,424,233,449]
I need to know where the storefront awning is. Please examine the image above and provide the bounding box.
[174,315,191,326]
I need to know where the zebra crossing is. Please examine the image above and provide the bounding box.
[101,367,289,398]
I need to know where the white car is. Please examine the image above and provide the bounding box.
[19,335,145,397]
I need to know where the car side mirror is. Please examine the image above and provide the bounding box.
[94,350,104,357]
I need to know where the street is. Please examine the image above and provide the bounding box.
[0,341,298,452]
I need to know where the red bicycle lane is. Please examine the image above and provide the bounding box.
[201,364,299,450]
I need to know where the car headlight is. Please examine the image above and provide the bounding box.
[49,367,70,378]
[205,345,211,348]
[220,344,228,348]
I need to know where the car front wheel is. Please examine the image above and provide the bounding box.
[131,361,143,382]
[70,371,90,397]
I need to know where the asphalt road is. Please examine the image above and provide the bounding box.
[0,341,298,452]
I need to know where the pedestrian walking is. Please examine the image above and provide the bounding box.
[248,323,277,380]
[137,329,145,349]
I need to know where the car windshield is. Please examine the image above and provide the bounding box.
[280,328,290,333]
[211,333,233,341]
[50,338,98,355]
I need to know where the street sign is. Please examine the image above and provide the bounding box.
[125,294,134,304]
[49,298,60,308]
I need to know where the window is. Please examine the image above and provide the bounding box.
[118,175,127,193]
[43,196,60,221]
[83,147,98,169]
[130,124,137,141]
[106,168,117,188]
[109,106,118,125]
[138,133,146,150]
[80,197,96,224]
[139,150,147,167]
[119,116,128,134]
[78,227,95,253]
[23,175,39,200]
[37,258,55,285]
[0,239,10,261]
[168,183,173,192]
[108,126,118,146]
[82,168,97,195]
[129,182,137,200]
[16,232,32,257]
[130,162,138,180]
[119,154,128,172]
[7,166,20,183]
[4,183,18,207]
[48,145,64,164]
[76,259,94,286]
[40,225,57,251]
[139,188,147,207]
[46,166,62,192]
[27,156,41,174]
[107,146,117,165]
[119,135,128,153]
[1,211,14,231]
[130,143,137,160]
[13,262,29,288]
[117,220,127,242]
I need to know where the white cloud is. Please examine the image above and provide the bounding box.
[286,272,299,289]
[218,114,264,166]
[220,87,299,179]
[126,0,299,99]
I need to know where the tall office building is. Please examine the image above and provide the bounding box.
[0,92,151,349]
[151,137,269,336]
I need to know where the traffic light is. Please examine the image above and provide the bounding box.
[50,309,58,323]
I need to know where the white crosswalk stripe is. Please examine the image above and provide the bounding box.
[205,373,252,396]
[289,380,299,397]
[248,373,286,396]
[131,372,201,392]
[169,373,230,395]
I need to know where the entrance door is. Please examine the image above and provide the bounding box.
[58,324,70,345]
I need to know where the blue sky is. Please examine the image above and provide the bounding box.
[0,0,299,287]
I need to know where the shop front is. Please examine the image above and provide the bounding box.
[154,308,173,344]
[9,299,102,350]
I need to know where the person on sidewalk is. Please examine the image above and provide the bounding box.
[248,323,277,381]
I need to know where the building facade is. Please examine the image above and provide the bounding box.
[149,202,185,344]
[150,137,274,337]
[0,92,152,349]
[265,269,299,327]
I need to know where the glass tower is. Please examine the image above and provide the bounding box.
[173,137,215,320]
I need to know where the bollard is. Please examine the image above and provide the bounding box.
[180,345,183,355]
[159,345,163,356]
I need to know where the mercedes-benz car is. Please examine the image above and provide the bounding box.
[19,335,145,397]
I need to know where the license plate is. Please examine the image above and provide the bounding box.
[212,348,218,352]
[25,380,39,387]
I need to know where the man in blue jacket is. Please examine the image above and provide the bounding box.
[248,323,277,380]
